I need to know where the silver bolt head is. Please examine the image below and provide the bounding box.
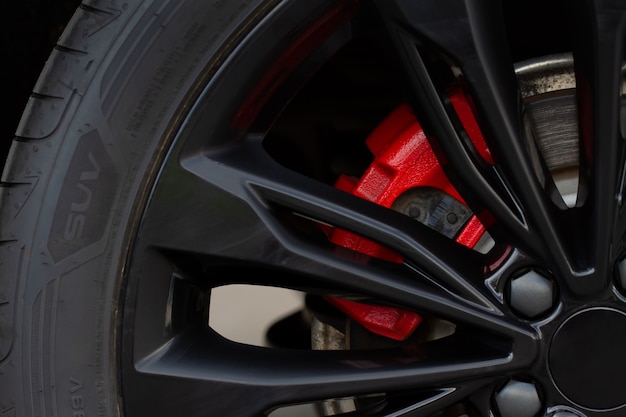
[509,270,554,318]
[494,380,542,417]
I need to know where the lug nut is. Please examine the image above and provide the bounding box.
[508,269,555,319]
[494,380,543,417]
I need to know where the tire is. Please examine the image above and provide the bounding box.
[2,1,626,417]
[1,0,291,415]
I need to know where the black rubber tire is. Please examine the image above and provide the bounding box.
[0,1,278,415]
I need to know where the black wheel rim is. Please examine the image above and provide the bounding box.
[121,1,626,416]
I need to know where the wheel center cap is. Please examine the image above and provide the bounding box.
[549,308,626,410]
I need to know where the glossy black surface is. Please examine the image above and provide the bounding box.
[549,308,626,410]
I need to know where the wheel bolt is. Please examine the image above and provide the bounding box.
[508,269,555,319]
[494,379,543,417]
[408,205,421,219]
[446,212,458,224]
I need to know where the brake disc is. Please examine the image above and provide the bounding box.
[516,52,579,207]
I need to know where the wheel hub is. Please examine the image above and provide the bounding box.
[549,308,626,410]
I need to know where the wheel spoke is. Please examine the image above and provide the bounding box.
[571,0,626,293]
[355,380,491,417]
[375,0,597,292]
[135,217,532,346]
[126,248,537,417]
[373,3,533,253]
[133,135,539,352]
[141,137,503,310]
[122,328,523,417]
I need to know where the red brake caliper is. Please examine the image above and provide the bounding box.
[324,87,493,341]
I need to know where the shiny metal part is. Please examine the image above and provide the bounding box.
[311,316,346,351]
[311,317,357,415]
[516,53,579,207]
[515,53,576,97]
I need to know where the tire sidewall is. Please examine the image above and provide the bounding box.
[1,1,272,416]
